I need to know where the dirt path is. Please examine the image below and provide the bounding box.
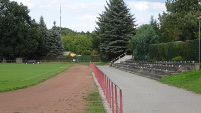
[0,65,94,113]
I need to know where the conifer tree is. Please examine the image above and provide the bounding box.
[36,16,50,57]
[96,0,136,60]
[47,21,64,56]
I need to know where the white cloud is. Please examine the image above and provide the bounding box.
[128,1,166,12]
[70,23,95,32]
[10,0,166,32]
[65,3,87,10]
[132,1,149,11]
[11,0,36,8]
[79,15,96,21]
[126,1,166,26]
[148,2,166,11]
[39,0,59,8]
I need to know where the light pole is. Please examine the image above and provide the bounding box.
[198,14,201,66]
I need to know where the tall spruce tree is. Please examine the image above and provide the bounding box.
[47,21,64,57]
[96,0,136,60]
[35,16,50,58]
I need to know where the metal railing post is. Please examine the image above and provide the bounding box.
[115,85,118,113]
[90,62,123,113]
[112,83,114,113]
[120,89,123,113]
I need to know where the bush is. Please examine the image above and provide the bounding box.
[171,56,183,61]
[148,39,200,62]
[82,50,91,55]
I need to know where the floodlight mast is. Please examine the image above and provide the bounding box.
[198,14,201,66]
[60,5,61,31]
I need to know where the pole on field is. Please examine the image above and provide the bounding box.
[198,14,201,67]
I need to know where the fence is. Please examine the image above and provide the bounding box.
[90,62,123,113]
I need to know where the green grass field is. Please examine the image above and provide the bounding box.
[0,62,105,113]
[160,70,201,94]
[0,63,73,92]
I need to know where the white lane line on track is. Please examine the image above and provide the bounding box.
[22,66,67,81]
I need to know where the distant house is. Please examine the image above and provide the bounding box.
[63,51,76,57]
[69,52,76,57]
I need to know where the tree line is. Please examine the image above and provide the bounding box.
[0,0,65,61]
[96,0,201,61]
[132,0,201,61]
[1,0,200,62]
[0,0,138,62]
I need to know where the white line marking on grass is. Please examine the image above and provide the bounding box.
[22,66,68,81]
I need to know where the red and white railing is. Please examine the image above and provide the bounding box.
[90,62,123,113]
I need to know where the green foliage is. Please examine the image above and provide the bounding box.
[93,62,109,66]
[58,27,75,36]
[91,56,100,62]
[0,0,39,59]
[160,70,201,94]
[159,0,201,42]
[0,0,99,60]
[0,63,73,92]
[159,13,182,42]
[91,50,99,56]
[166,0,201,13]
[84,86,105,113]
[149,39,200,61]
[82,55,92,62]
[0,0,71,60]
[62,33,92,55]
[91,31,100,51]
[82,50,91,55]
[96,0,136,60]
[171,56,183,61]
[47,23,64,56]
[132,17,160,60]
[34,16,51,58]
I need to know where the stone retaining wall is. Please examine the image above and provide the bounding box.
[113,60,200,79]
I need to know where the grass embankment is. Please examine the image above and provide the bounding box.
[84,62,106,113]
[0,63,73,92]
[160,70,201,94]
[84,86,105,113]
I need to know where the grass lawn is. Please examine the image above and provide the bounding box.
[0,63,73,92]
[160,70,201,94]
[93,62,109,66]
[84,85,105,113]
[0,62,105,113]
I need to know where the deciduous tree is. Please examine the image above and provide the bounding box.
[159,0,201,42]
[0,0,39,60]
[132,18,160,60]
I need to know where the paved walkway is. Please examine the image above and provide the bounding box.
[98,66,201,113]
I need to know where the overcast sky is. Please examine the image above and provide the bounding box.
[11,0,166,32]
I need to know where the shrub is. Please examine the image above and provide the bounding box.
[171,56,183,61]
[148,39,199,61]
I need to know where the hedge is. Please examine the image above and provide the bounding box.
[148,39,200,62]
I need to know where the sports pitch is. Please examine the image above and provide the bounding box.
[0,63,73,92]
